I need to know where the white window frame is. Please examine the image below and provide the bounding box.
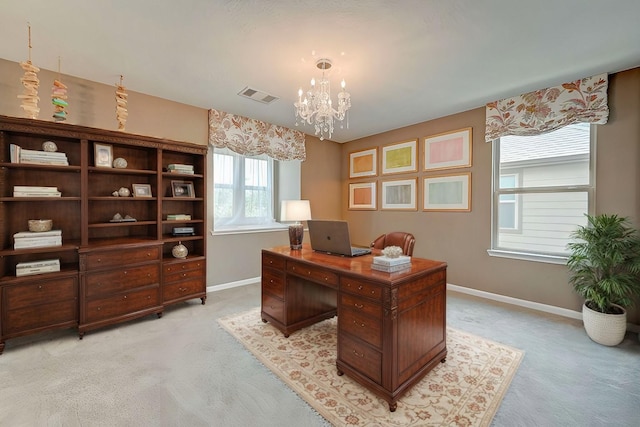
[488,125,596,264]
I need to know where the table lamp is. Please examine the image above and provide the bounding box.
[280,200,311,250]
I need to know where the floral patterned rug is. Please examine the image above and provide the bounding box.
[218,308,523,426]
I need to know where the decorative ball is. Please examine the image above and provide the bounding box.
[28,219,53,232]
[172,242,188,259]
[42,141,58,152]
[117,187,131,197]
[382,246,403,258]
[113,157,127,169]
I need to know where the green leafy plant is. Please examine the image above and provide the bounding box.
[567,214,640,314]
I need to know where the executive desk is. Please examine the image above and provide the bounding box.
[261,245,447,411]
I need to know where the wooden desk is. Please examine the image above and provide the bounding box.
[261,245,447,411]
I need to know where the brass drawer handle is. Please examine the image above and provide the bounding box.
[353,350,364,358]
[354,303,363,309]
[353,320,365,328]
[358,285,363,290]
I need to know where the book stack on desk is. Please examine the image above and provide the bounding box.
[371,255,411,273]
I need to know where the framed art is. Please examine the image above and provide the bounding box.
[382,139,417,175]
[423,172,471,212]
[349,147,377,178]
[94,143,113,168]
[424,127,472,171]
[171,180,195,198]
[381,178,417,211]
[348,182,377,210]
[132,184,152,198]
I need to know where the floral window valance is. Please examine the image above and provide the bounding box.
[208,109,306,161]
[485,73,609,142]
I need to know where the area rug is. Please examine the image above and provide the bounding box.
[218,308,523,427]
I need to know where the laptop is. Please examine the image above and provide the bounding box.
[307,220,372,257]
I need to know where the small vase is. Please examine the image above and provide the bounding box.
[172,242,188,259]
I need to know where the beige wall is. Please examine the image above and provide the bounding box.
[340,68,640,324]
[0,59,208,145]
[2,56,639,324]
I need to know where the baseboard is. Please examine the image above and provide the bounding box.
[448,283,640,334]
[207,277,260,292]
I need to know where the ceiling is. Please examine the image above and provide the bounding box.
[2,1,640,143]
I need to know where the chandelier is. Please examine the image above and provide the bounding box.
[294,58,351,141]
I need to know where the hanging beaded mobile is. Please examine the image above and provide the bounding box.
[18,23,40,119]
[51,57,68,122]
[115,75,128,131]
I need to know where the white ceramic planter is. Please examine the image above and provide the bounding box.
[582,302,627,346]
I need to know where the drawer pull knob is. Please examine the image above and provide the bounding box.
[123,271,127,275]
[181,273,186,277]
[353,320,365,328]
[38,285,43,290]
[147,253,151,257]
[358,285,363,290]
[354,303,363,309]
[353,350,364,358]
[97,307,101,311]
[270,279,274,283]
[124,295,127,299]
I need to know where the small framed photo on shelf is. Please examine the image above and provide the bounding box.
[349,147,377,178]
[132,184,152,198]
[171,180,195,198]
[348,181,377,210]
[94,143,113,168]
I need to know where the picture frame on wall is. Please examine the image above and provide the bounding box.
[381,178,417,211]
[348,181,377,210]
[349,147,377,178]
[381,139,417,175]
[94,143,113,168]
[423,172,471,212]
[171,180,195,198]
[424,127,472,171]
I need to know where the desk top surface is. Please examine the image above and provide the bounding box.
[263,244,446,284]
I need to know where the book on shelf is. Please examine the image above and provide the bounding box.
[167,163,194,171]
[15,146,69,166]
[371,262,412,273]
[14,229,62,238]
[13,186,59,192]
[16,259,61,277]
[372,255,411,267]
[168,169,194,174]
[167,214,192,220]
[14,237,62,249]
[13,185,62,197]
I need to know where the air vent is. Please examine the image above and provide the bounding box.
[238,87,279,104]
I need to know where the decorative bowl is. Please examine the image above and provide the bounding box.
[113,157,127,168]
[381,245,403,258]
[42,141,58,152]
[28,219,53,232]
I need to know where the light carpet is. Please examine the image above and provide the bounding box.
[218,308,524,427]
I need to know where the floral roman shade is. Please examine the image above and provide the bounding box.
[485,73,609,142]
[208,109,306,161]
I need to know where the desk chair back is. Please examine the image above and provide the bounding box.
[370,232,416,256]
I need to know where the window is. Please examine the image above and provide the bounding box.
[213,147,276,230]
[489,123,594,263]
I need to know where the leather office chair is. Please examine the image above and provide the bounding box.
[370,232,416,256]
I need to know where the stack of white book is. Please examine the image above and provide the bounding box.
[167,163,194,174]
[371,255,411,273]
[10,144,69,165]
[16,258,61,277]
[14,229,63,249]
[13,186,62,197]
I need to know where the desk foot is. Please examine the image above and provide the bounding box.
[201,296,207,305]
[440,357,446,363]
[261,318,267,323]
[336,367,344,376]
[157,312,163,319]
[389,402,397,412]
[78,332,85,340]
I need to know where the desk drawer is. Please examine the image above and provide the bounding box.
[85,264,160,298]
[262,267,285,298]
[262,292,284,323]
[84,286,160,323]
[287,261,338,288]
[341,277,382,300]
[339,335,382,384]
[4,277,77,309]
[340,308,382,348]
[164,267,204,284]
[85,246,160,270]
[339,293,382,319]
[262,252,285,270]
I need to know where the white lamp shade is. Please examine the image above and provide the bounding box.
[280,200,311,222]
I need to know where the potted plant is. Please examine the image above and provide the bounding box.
[567,213,640,346]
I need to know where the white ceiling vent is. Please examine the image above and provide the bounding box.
[238,87,279,104]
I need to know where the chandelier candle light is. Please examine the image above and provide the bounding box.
[294,59,351,141]
[280,200,312,250]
